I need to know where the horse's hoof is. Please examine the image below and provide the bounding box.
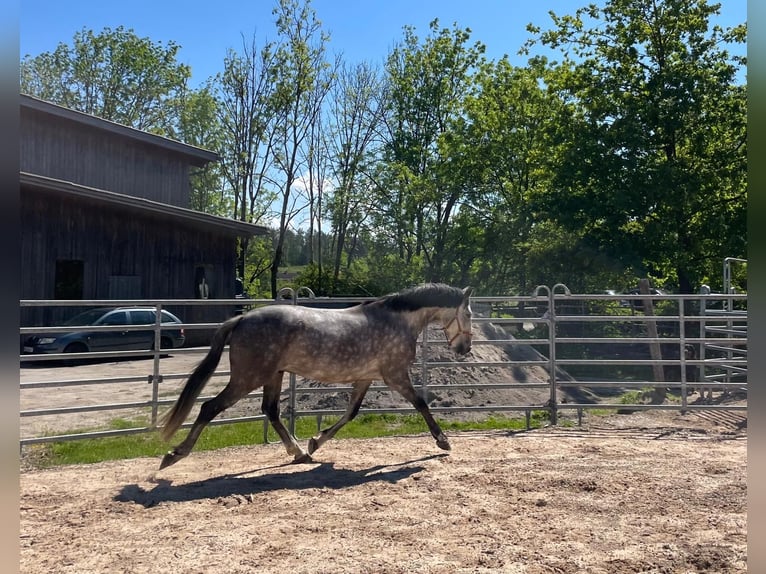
[292,452,314,464]
[159,450,185,470]
[436,437,451,451]
[307,437,319,455]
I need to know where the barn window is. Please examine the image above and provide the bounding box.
[54,260,84,299]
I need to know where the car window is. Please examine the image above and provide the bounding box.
[99,311,129,326]
[131,310,156,325]
[63,309,111,326]
[160,311,179,324]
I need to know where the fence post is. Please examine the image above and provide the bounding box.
[699,285,710,385]
[421,322,429,400]
[150,302,162,426]
[533,285,556,425]
[679,298,688,412]
[550,283,571,425]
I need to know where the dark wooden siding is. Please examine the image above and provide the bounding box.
[18,99,258,346]
[21,188,237,337]
[20,107,190,207]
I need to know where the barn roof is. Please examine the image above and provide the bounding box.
[21,172,269,238]
[20,94,218,167]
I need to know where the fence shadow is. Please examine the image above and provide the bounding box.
[115,453,447,508]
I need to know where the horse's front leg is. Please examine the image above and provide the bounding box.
[308,380,372,455]
[383,371,451,451]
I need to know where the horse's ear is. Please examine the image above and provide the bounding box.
[462,286,473,301]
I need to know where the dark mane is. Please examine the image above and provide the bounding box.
[364,283,464,312]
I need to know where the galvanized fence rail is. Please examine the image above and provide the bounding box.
[19,287,747,447]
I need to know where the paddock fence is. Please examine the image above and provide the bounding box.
[19,286,748,448]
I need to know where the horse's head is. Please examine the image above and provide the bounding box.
[441,286,473,355]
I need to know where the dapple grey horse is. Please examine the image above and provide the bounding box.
[158,283,474,469]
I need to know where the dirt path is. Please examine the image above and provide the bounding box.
[20,408,747,574]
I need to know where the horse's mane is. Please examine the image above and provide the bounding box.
[364,283,464,312]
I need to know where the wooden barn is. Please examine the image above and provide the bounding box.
[20,94,267,342]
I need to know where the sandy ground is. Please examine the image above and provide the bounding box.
[20,407,746,574]
[20,324,748,573]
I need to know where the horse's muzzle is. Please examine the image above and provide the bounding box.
[453,340,472,356]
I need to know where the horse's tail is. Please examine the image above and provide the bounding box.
[158,314,244,441]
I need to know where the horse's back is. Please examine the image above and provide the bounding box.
[229,303,412,382]
[240,303,359,329]
[233,304,369,351]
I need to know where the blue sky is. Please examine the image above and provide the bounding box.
[20,0,747,88]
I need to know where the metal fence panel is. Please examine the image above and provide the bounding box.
[19,288,747,447]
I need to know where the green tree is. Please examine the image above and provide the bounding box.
[381,20,485,281]
[268,0,335,297]
[175,86,232,216]
[524,0,747,293]
[21,26,191,134]
[215,35,280,285]
[455,58,567,294]
[325,61,386,290]
[302,87,331,293]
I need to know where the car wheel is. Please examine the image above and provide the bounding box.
[63,342,88,366]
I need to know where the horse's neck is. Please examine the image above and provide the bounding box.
[405,307,444,334]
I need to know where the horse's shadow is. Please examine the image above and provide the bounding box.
[115,453,446,508]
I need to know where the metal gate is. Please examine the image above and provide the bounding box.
[20,285,747,447]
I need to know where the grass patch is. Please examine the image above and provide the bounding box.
[23,411,550,469]
[617,387,685,406]
[618,389,648,405]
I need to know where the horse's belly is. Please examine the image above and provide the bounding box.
[281,357,381,383]
[274,328,414,383]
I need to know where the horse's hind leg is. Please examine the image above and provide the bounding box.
[261,372,312,463]
[160,377,252,470]
[308,380,372,455]
[384,371,451,451]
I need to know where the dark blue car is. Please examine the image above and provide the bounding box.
[22,307,185,355]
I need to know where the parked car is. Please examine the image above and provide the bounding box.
[22,307,185,355]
